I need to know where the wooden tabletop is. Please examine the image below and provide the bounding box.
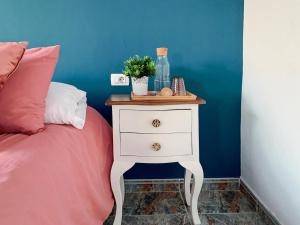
[105,94,206,106]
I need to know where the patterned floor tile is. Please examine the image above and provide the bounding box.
[125,182,179,193]
[203,181,240,191]
[123,192,186,215]
[104,180,277,225]
[197,191,222,213]
[199,213,264,225]
[104,214,191,225]
[179,180,240,192]
[219,191,257,213]
[198,191,257,214]
[257,208,280,225]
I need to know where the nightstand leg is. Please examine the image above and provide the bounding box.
[111,161,135,225]
[184,169,192,206]
[179,161,204,225]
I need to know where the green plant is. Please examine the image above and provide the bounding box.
[123,55,156,79]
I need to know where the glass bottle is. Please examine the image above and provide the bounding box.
[154,48,170,92]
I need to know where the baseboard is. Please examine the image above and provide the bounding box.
[240,178,282,225]
[124,177,239,183]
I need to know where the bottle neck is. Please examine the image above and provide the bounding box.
[157,55,168,58]
[157,55,169,63]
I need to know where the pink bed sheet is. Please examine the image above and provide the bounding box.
[0,107,114,225]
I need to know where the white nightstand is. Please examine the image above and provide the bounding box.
[106,95,206,225]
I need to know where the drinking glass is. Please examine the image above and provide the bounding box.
[171,77,187,96]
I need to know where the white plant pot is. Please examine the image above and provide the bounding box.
[131,76,148,95]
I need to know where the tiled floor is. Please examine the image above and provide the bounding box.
[104,180,277,225]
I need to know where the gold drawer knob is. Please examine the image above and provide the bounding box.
[152,143,161,151]
[152,119,161,128]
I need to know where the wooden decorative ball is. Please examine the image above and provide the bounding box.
[159,87,173,96]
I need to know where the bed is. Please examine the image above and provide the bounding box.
[0,107,114,225]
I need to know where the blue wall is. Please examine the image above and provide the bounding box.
[0,0,244,178]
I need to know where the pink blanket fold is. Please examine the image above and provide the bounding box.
[0,107,114,225]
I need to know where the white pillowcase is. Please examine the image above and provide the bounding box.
[45,82,87,129]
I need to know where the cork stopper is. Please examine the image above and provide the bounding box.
[156,47,168,56]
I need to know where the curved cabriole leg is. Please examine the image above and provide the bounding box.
[111,161,135,225]
[184,169,192,206]
[179,161,204,225]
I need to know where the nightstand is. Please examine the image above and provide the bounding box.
[105,95,206,225]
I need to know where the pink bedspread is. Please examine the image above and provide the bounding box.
[0,107,114,225]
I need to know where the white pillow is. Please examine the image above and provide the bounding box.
[45,82,87,129]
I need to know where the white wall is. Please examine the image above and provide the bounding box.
[242,0,300,224]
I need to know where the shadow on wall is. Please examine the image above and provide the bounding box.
[175,64,241,177]
[124,63,242,179]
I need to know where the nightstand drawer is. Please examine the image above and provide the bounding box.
[120,133,192,157]
[119,109,191,133]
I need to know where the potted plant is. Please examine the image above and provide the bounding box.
[123,55,155,95]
